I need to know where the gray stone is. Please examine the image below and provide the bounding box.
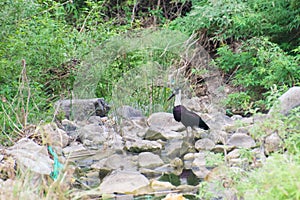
[55,98,110,120]
[36,123,69,148]
[87,116,104,125]
[125,139,162,153]
[211,144,235,154]
[227,133,256,148]
[120,118,148,139]
[61,119,79,132]
[138,152,164,169]
[144,126,184,141]
[269,86,300,115]
[191,153,210,179]
[195,138,215,151]
[6,138,53,175]
[63,142,87,156]
[116,105,144,120]
[209,113,234,131]
[147,112,185,132]
[77,124,107,146]
[183,153,210,179]
[161,139,190,162]
[99,170,150,194]
[170,157,184,175]
[208,130,228,144]
[264,133,283,155]
[92,154,136,171]
[181,97,202,111]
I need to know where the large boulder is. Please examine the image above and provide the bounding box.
[99,170,150,194]
[269,86,300,115]
[55,98,110,120]
[147,112,185,132]
[6,139,53,175]
[227,133,256,149]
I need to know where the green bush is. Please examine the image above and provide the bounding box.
[214,37,300,114]
[170,0,300,50]
[236,154,300,200]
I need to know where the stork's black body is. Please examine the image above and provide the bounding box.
[168,88,210,130]
[173,105,209,130]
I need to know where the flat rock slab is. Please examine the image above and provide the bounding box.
[138,152,164,169]
[147,112,185,132]
[227,133,256,149]
[6,138,53,175]
[99,170,150,194]
[125,139,162,153]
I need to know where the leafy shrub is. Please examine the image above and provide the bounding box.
[236,154,300,200]
[214,37,300,114]
[170,0,300,50]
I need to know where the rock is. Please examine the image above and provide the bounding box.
[162,193,187,200]
[61,119,79,132]
[0,179,40,200]
[161,139,190,162]
[195,138,215,151]
[55,98,110,120]
[116,106,144,120]
[82,171,101,187]
[77,124,107,147]
[209,113,234,131]
[240,117,254,125]
[94,98,111,117]
[138,152,164,169]
[183,153,194,169]
[125,139,162,153]
[210,130,228,144]
[183,97,202,110]
[153,158,184,176]
[147,112,185,132]
[269,86,300,115]
[6,138,53,175]
[36,123,69,148]
[231,115,243,120]
[170,157,184,175]
[225,149,240,160]
[184,153,210,179]
[264,133,283,155]
[150,180,176,191]
[99,170,150,194]
[211,144,235,154]
[144,126,183,141]
[227,133,256,148]
[191,153,210,178]
[92,154,136,171]
[87,116,104,125]
[63,142,87,157]
[120,118,148,139]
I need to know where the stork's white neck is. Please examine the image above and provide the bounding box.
[174,90,182,106]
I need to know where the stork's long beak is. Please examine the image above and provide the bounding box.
[167,93,175,101]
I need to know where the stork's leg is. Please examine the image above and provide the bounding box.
[185,127,195,149]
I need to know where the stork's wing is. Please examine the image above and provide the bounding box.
[180,107,210,130]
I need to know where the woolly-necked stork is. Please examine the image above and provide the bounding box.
[168,88,209,130]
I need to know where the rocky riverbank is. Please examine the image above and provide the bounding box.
[0,87,299,199]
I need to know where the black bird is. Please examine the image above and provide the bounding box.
[168,88,209,130]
